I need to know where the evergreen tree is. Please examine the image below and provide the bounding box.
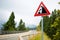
[44,10,57,39]
[52,10,60,40]
[43,9,60,39]
[3,12,16,31]
[58,2,60,4]
[38,9,58,39]
[17,19,26,31]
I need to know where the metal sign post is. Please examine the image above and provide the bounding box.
[34,1,50,40]
[41,16,44,40]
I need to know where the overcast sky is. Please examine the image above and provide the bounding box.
[0,0,60,26]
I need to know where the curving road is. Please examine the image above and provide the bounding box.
[0,30,38,40]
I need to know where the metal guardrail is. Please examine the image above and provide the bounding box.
[0,31,28,35]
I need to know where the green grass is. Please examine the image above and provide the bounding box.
[29,31,51,40]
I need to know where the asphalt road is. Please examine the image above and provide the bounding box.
[0,36,18,40]
[0,30,37,40]
[0,34,18,40]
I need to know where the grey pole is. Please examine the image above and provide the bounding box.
[41,16,44,40]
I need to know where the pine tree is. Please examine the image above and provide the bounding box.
[58,2,60,4]
[52,10,60,40]
[17,19,26,31]
[38,9,58,39]
[3,12,16,31]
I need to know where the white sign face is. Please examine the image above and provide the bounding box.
[34,2,50,16]
[38,6,42,14]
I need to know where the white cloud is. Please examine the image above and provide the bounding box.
[0,9,11,21]
[0,0,60,26]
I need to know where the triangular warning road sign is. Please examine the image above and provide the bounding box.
[34,2,50,16]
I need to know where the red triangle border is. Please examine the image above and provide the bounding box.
[34,2,50,16]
